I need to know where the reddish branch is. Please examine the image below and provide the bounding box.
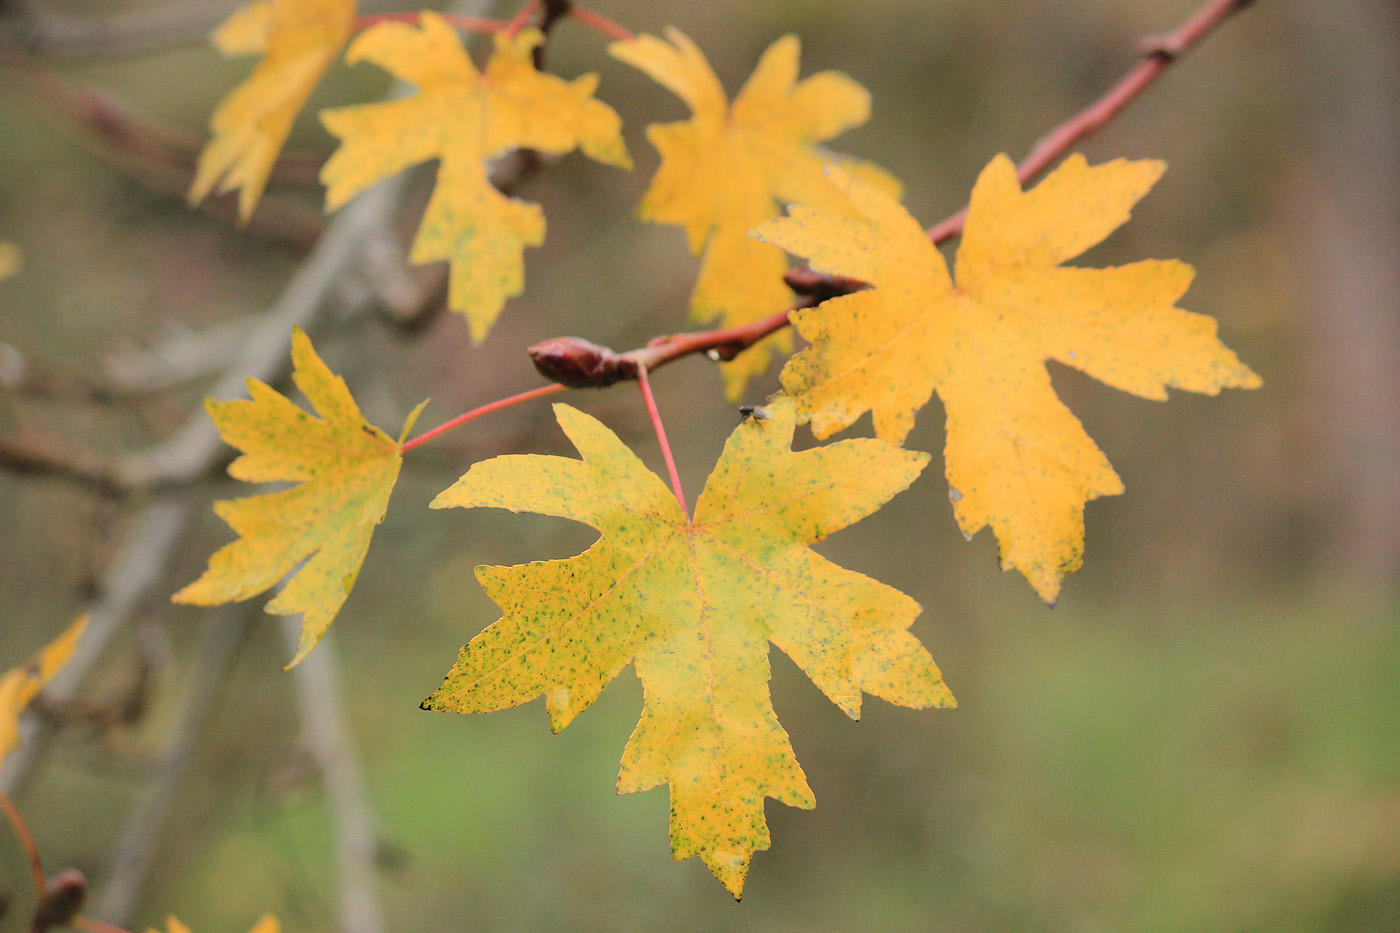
[0,790,46,901]
[516,0,1257,393]
[926,0,1258,244]
[570,6,636,42]
[399,0,1255,451]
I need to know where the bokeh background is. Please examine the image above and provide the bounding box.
[2,0,1399,930]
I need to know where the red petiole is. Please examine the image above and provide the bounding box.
[399,383,567,454]
[637,366,689,521]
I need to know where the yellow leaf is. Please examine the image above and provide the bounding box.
[190,0,355,223]
[612,30,900,398]
[173,327,424,667]
[320,16,631,342]
[424,397,952,897]
[0,615,85,767]
[212,0,273,56]
[756,155,1262,602]
[150,915,278,933]
[0,240,20,282]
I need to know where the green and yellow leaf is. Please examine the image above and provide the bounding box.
[173,327,423,667]
[320,15,631,342]
[424,397,952,898]
[190,0,356,222]
[0,615,86,767]
[611,29,900,398]
[756,155,1261,602]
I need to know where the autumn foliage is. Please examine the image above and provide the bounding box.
[0,0,1260,912]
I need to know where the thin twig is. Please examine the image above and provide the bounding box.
[637,366,688,521]
[400,383,567,454]
[570,6,635,42]
[0,788,46,900]
[505,0,542,37]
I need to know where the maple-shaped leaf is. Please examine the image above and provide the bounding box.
[320,15,631,342]
[611,30,901,399]
[423,397,952,897]
[173,327,424,667]
[190,0,355,222]
[149,915,279,933]
[0,615,85,767]
[0,240,20,282]
[756,155,1262,602]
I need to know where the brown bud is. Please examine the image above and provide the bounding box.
[782,266,866,302]
[30,868,86,932]
[528,337,637,388]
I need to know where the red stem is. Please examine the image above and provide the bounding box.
[925,0,1254,244]
[570,6,636,42]
[636,366,689,522]
[399,383,567,454]
[505,0,543,37]
[351,12,509,34]
[0,788,46,901]
[611,0,1257,369]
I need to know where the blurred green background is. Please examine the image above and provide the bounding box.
[3,0,1399,930]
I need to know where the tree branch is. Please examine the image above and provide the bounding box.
[280,624,385,933]
[94,605,256,927]
[526,0,1257,389]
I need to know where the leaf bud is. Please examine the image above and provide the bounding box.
[528,337,638,388]
[30,868,86,932]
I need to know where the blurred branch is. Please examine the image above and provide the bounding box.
[98,317,258,396]
[3,0,408,57]
[95,604,256,927]
[0,494,193,796]
[0,0,502,790]
[0,38,324,251]
[280,624,385,933]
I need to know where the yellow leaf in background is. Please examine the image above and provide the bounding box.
[149,915,278,933]
[756,155,1261,603]
[611,30,900,398]
[424,398,951,898]
[173,327,424,667]
[691,231,793,400]
[0,615,85,767]
[0,240,20,281]
[212,0,273,56]
[320,16,631,342]
[190,0,355,223]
